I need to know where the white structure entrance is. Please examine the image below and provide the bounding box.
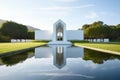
[48,20,71,44]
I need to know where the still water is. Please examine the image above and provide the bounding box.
[0,45,120,80]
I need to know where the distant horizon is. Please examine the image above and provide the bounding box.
[0,0,120,31]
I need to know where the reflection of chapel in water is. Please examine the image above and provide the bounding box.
[35,45,83,69]
[55,46,65,69]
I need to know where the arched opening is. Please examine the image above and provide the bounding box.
[56,23,64,41]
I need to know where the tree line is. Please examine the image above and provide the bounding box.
[80,21,120,41]
[0,21,34,42]
[83,48,120,64]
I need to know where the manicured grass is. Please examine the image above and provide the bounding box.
[75,42,120,52]
[0,42,46,54]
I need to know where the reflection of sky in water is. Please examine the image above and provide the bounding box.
[0,45,120,80]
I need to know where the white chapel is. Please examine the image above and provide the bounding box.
[35,19,84,44]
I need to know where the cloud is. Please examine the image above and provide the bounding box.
[99,12,108,15]
[52,0,78,2]
[30,73,95,79]
[85,12,99,19]
[34,4,95,11]
[84,63,98,69]
[85,11,108,19]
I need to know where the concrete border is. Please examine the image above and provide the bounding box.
[0,44,46,57]
[75,44,120,56]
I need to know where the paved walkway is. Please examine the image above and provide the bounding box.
[75,44,120,56]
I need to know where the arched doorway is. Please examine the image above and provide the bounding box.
[56,23,64,41]
[48,19,72,45]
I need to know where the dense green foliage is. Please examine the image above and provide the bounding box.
[0,33,10,42]
[0,21,28,39]
[70,40,89,43]
[1,52,28,66]
[0,49,34,66]
[27,31,34,39]
[83,48,120,64]
[80,21,120,40]
[0,21,35,42]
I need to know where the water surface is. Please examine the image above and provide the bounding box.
[0,45,120,80]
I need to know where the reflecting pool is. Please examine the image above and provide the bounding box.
[0,45,120,80]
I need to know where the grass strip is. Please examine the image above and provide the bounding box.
[0,42,46,54]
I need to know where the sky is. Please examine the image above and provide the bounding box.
[0,0,120,31]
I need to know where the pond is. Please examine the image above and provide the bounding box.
[0,45,120,80]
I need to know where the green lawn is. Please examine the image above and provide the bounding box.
[0,42,46,54]
[75,42,120,52]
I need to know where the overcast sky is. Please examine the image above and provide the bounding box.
[0,0,120,31]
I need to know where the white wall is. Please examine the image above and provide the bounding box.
[86,38,109,42]
[35,30,52,40]
[66,30,84,40]
[104,39,109,42]
[35,30,84,41]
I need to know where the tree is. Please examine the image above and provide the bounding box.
[0,33,10,42]
[27,31,35,39]
[115,24,120,39]
[0,21,28,39]
[82,21,117,40]
[83,48,120,64]
[1,52,28,66]
[81,24,90,30]
[84,21,105,39]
